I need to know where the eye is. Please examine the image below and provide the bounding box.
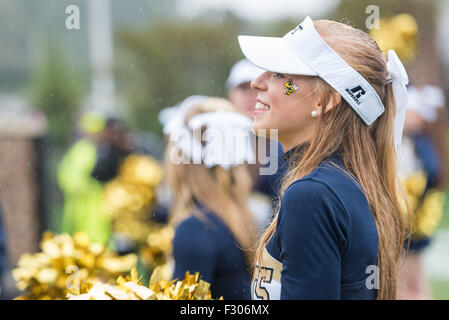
[273,72,285,79]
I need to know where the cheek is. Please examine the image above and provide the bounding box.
[271,87,300,114]
[253,94,291,132]
[271,88,313,129]
[253,78,314,133]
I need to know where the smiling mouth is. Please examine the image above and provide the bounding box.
[255,101,270,111]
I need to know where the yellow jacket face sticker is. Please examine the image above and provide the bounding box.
[283,78,299,95]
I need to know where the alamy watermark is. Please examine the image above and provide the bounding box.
[365,265,380,290]
[365,5,380,30]
[66,265,80,291]
[168,127,280,175]
[65,5,80,30]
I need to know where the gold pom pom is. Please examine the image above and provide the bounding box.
[68,267,220,300]
[13,232,137,300]
[370,13,418,64]
[103,154,174,274]
[104,155,164,244]
[401,171,445,239]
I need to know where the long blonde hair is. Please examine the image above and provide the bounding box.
[166,97,257,262]
[255,20,407,299]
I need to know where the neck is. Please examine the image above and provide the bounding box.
[280,131,313,152]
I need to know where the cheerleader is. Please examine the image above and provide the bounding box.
[165,97,257,299]
[397,84,447,299]
[238,16,409,299]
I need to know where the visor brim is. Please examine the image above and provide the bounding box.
[238,35,318,77]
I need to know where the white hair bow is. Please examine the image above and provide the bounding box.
[162,95,207,136]
[167,103,256,169]
[386,49,409,151]
[188,111,255,169]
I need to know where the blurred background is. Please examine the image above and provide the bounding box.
[0,0,448,299]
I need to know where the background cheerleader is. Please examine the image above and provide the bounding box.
[397,84,448,299]
[165,96,258,299]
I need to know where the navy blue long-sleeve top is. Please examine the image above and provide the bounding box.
[411,133,441,190]
[252,146,379,300]
[172,203,251,299]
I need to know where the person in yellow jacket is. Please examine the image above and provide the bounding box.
[58,112,111,245]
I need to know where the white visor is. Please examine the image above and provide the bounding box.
[236,39,317,77]
[238,16,385,126]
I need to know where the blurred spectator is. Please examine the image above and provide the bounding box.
[57,112,111,245]
[92,118,135,183]
[227,59,287,230]
[226,59,264,119]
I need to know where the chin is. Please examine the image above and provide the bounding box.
[253,122,278,139]
[252,120,266,134]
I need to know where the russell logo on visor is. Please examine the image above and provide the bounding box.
[345,85,366,105]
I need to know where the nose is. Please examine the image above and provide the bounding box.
[250,71,269,91]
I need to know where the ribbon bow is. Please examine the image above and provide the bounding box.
[188,111,255,169]
[386,49,409,151]
[165,96,256,169]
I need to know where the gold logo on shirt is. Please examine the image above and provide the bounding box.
[253,248,283,300]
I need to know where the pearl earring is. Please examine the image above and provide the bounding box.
[311,110,319,118]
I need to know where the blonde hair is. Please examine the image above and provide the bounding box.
[255,20,407,299]
[166,97,257,262]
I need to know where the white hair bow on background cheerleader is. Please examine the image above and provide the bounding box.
[161,96,256,169]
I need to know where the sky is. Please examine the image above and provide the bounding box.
[176,0,340,21]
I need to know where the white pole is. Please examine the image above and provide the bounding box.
[87,0,115,115]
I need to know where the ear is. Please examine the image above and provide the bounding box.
[323,92,341,113]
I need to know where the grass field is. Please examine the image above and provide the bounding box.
[438,191,449,230]
[431,279,449,299]
[427,188,449,300]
